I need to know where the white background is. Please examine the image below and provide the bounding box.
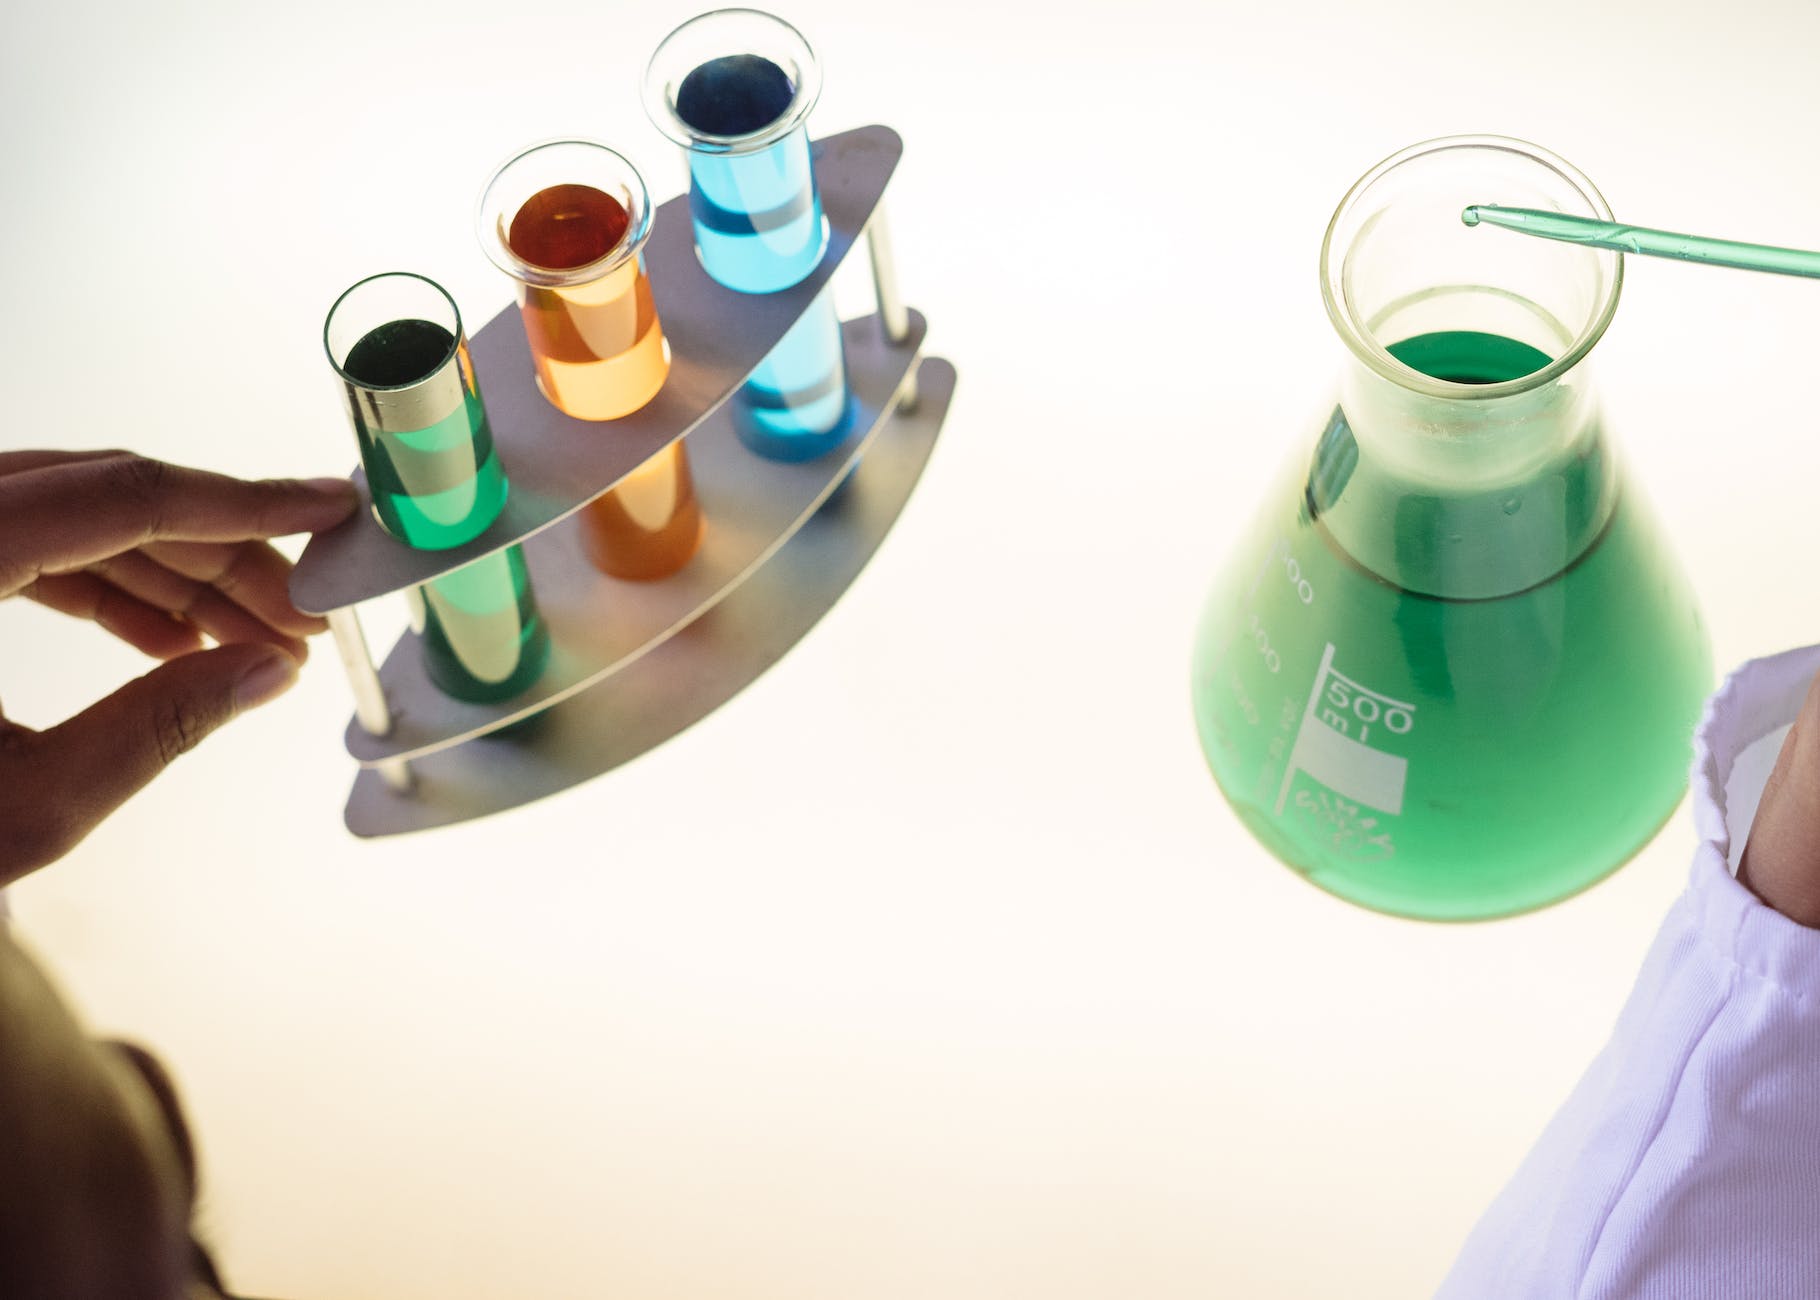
[4,1,1819,1296]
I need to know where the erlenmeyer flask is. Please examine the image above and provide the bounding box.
[1190,136,1712,921]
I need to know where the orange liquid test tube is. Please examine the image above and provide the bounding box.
[478,145,702,580]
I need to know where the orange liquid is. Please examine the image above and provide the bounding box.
[510,183,700,579]
[508,183,671,420]
[580,442,702,580]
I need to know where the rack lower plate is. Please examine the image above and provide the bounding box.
[345,312,926,765]
[342,358,954,837]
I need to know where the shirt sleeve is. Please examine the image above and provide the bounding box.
[1435,645,1820,1300]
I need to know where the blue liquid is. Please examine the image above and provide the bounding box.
[688,125,825,293]
[688,129,851,457]
[676,54,852,460]
[737,290,850,460]
[413,545,550,703]
[677,53,794,137]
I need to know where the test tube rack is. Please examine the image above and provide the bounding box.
[289,125,954,837]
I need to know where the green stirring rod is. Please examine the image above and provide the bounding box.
[1462,205,1820,280]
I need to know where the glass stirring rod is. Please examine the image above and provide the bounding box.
[1463,205,1820,280]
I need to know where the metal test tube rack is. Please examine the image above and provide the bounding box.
[294,127,954,836]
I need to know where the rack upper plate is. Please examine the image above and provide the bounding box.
[290,124,904,616]
[345,311,925,764]
[342,357,954,837]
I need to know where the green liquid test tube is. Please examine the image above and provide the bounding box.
[326,272,508,550]
[326,272,549,706]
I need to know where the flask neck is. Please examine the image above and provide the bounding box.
[1310,353,1618,600]
[1311,135,1625,600]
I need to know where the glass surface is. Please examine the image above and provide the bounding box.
[646,10,852,460]
[477,140,701,577]
[325,273,507,550]
[411,544,551,703]
[1189,137,1713,921]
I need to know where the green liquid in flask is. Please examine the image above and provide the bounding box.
[1191,331,1711,920]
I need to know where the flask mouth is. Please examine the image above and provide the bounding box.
[1320,135,1622,401]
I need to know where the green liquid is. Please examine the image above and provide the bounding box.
[344,319,508,551]
[412,545,551,703]
[1191,331,1711,920]
[1381,328,1549,383]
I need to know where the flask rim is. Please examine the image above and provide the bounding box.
[1320,134,1623,402]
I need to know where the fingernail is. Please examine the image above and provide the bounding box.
[302,476,356,496]
[236,650,299,709]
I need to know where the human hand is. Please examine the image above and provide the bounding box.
[0,450,357,884]
[1737,668,1820,928]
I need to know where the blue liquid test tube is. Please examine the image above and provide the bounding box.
[646,10,851,462]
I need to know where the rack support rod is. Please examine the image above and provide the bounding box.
[865,204,918,412]
[327,607,413,793]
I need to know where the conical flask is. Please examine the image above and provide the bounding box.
[1190,136,1712,921]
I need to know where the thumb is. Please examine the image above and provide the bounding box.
[14,644,299,871]
[1738,669,1820,928]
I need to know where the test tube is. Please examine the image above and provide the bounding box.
[324,272,508,549]
[477,141,703,579]
[409,544,551,703]
[646,9,852,462]
[325,272,552,704]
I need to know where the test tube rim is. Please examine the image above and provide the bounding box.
[474,138,657,290]
[643,7,824,156]
[323,271,464,392]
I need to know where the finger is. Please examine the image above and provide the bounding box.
[27,566,306,662]
[137,539,327,638]
[0,643,300,878]
[0,454,357,597]
[25,572,207,659]
[1737,670,1820,928]
[0,447,137,478]
[94,544,326,642]
[173,585,311,661]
